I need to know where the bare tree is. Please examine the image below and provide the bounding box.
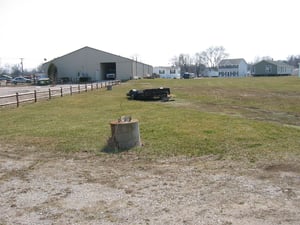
[0,66,7,75]
[171,54,193,73]
[48,63,58,84]
[171,46,229,75]
[286,55,300,68]
[198,46,229,68]
[253,56,273,63]
[36,63,44,73]
[10,64,22,76]
[193,53,205,76]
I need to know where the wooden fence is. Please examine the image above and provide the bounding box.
[0,80,120,108]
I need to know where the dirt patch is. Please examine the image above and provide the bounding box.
[264,163,300,173]
[1,144,300,225]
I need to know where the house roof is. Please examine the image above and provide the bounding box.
[218,58,247,66]
[44,46,152,67]
[265,60,291,67]
[254,60,292,67]
[154,66,180,69]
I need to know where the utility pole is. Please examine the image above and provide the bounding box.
[20,58,24,76]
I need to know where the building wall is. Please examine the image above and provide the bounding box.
[153,67,181,79]
[142,64,153,76]
[43,47,152,82]
[219,66,238,77]
[253,60,293,76]
[131,61,153,79]
[218,59,248,77]
[277,64,293,75]
[238,61,248,77]
[253,61,277,76]
[116,61,133,80]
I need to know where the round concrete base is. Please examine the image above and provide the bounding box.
[109,119,141,150]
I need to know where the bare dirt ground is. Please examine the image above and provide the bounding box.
[1,144,300,225]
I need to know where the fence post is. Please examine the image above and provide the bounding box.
[48,88,51,99]
[96,82,99,89]
[85,83,87,92]
[16,92,19,107]
[70,86,72,95]
[34,90,37,102]
[91,83,93,91]
[60,87,63,97]
[78,84,80,93]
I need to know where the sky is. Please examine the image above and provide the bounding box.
[0,0,299,70]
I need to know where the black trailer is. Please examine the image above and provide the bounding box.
[127,87,171,101]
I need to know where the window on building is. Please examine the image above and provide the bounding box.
[159,70,165,74]
[265,65,272,73]
[170,69,176,74]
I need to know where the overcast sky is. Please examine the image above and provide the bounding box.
[0,0,299,69]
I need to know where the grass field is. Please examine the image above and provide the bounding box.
[1,76,299,162]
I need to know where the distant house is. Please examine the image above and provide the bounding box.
[218,58,248,77]
[252,60,293,76]
[153,66,181,79]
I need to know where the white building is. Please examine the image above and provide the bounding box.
[218,58,248,77]
[42,46,153,82]
[153,66,181,79]
[202,68,219,77]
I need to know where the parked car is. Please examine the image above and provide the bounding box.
[11,76,32,84]
[106,73,115,80]
[0,75,12,83]
[182,72,195,79]
[37,77,51,85]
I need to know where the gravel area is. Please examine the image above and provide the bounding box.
[1,144,300,225]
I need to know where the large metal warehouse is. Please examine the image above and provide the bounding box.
[42,46,153,82]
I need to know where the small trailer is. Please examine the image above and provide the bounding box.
[127,87,171,101]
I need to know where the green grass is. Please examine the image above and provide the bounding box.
[1,77,300,161]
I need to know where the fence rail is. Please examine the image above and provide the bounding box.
[0,80,120,108]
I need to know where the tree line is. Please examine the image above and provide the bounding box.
[171,46,229,76]
[0,63,43,76]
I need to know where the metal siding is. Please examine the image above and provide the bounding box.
[42,47,146,81]
[116,61,133,80]
[254,61,278,75]
[254,61,267,75]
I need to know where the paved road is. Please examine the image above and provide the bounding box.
[0,84,71,96]
[0,82,114,106]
